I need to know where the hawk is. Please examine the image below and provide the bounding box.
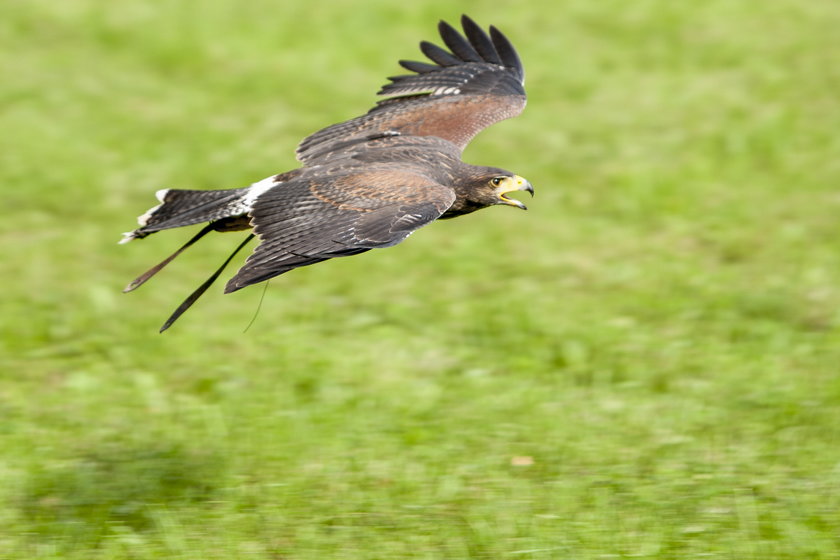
[122,15,532,332]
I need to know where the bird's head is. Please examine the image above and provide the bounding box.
[445,168,533,217]
[485,172,534,210]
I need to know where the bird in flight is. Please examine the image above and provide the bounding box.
[122,15,532,332]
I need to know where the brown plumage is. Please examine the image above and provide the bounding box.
[121,15,533,332]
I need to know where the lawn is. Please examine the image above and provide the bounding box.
[2,0,840,558]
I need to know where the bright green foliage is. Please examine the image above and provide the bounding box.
[2,1,839,558]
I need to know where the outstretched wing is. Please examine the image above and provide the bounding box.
[224,170,455,292]
[296,15,526,163]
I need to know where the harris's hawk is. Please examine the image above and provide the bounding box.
[122,15,532,331]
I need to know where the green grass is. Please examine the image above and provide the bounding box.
[2,0,840,558]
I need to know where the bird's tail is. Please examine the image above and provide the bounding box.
[120,187,256,331]
[120,187,250,244]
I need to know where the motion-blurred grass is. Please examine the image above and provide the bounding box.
[2,0,840,558]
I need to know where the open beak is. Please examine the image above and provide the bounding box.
[496,175,534,210]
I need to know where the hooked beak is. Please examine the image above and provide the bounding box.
[495,175,534,210]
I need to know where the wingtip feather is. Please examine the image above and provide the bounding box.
[489,25,524,81]
[437,18,482,63]
[460,15,502,65]
[419,40,461,66]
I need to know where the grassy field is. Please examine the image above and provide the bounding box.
[2,0,840,557]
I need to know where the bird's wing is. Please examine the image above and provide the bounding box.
[224,170,455,292]
[296,15,526,163]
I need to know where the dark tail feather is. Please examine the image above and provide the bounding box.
[123,223,217,293]
[159,234,255,333]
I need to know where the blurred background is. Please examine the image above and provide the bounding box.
[2,0,839,558]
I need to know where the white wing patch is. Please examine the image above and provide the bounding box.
[243,176,281,209]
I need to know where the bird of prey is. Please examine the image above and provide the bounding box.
[122,14,532,332]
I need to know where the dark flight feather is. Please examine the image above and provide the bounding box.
[461,15,502,65]
[437,19,483,63]
[490,25,524,81]
[419,41,462,66]
[398,60,439,74]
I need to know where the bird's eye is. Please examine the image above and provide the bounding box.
[491,176,505,186]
